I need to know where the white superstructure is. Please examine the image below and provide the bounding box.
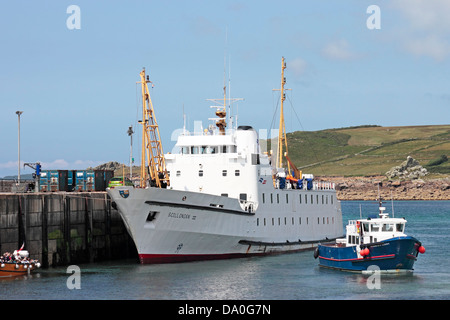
[342,207,407,248]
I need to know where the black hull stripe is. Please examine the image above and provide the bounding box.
[239,237,340,247]
[145,200,254,216]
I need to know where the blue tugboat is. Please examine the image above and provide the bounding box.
[314,200,425,273]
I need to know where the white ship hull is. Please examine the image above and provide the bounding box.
[108,185,343,264]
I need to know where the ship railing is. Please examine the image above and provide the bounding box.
[274,178,336,191]
[313,181,335,190]
[179,128,235,137]
[239,200,257,214]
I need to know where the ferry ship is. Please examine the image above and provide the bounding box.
[315,200,425,273]
[108,58,343,264]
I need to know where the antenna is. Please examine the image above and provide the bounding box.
[223,27,227,111]
[182,104,186,134]
[207,29,243,135]
[391,190,395,218]
[228,55,232,129]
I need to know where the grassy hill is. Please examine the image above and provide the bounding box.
[282,124,450,177]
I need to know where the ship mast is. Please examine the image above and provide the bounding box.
[273,57,302,180]
[275,57,290,171]
[138,68,169,188]
[207,86,243,134]
[215,84,228,135]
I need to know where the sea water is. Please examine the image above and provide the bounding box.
[1,201,449,300]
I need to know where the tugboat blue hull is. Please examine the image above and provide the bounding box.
[317,236,421,272]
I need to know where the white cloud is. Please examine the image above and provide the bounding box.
[404,34,450,61]
[321,39,360,61]
[0,161,18,169]
[38,159,108,170]
[288,57,308,77]
[284,57,316,86]
[392,0,450,31]
[40,159,69,169]
[73,160,105,168]
[391,0,450,61]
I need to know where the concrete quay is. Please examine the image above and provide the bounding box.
[0,192,137,268]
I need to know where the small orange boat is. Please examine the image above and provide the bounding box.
[0,262,41,278]
[1,248,41,278]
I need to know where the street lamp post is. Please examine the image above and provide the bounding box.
[16,111,23,185]
[127,125,134,180]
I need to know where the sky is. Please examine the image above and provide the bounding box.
[1,0,449,178]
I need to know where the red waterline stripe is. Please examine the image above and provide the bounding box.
[138,247,314,264]
[319,254,395,262]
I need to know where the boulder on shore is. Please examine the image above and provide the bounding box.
[385,156,428,180]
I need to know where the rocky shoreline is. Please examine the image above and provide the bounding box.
[324,176,450,201]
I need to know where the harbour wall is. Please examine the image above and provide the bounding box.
[0,192,138,267]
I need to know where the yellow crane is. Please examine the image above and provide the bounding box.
[138,68,169,188]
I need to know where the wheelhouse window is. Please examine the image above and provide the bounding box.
[191,146,199,154]
[396,223,404,232]
[206,146,218,154]
[235,170,240,176]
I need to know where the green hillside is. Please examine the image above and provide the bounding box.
[281,124,450,177]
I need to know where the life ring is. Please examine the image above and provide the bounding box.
[314,247,319,259]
